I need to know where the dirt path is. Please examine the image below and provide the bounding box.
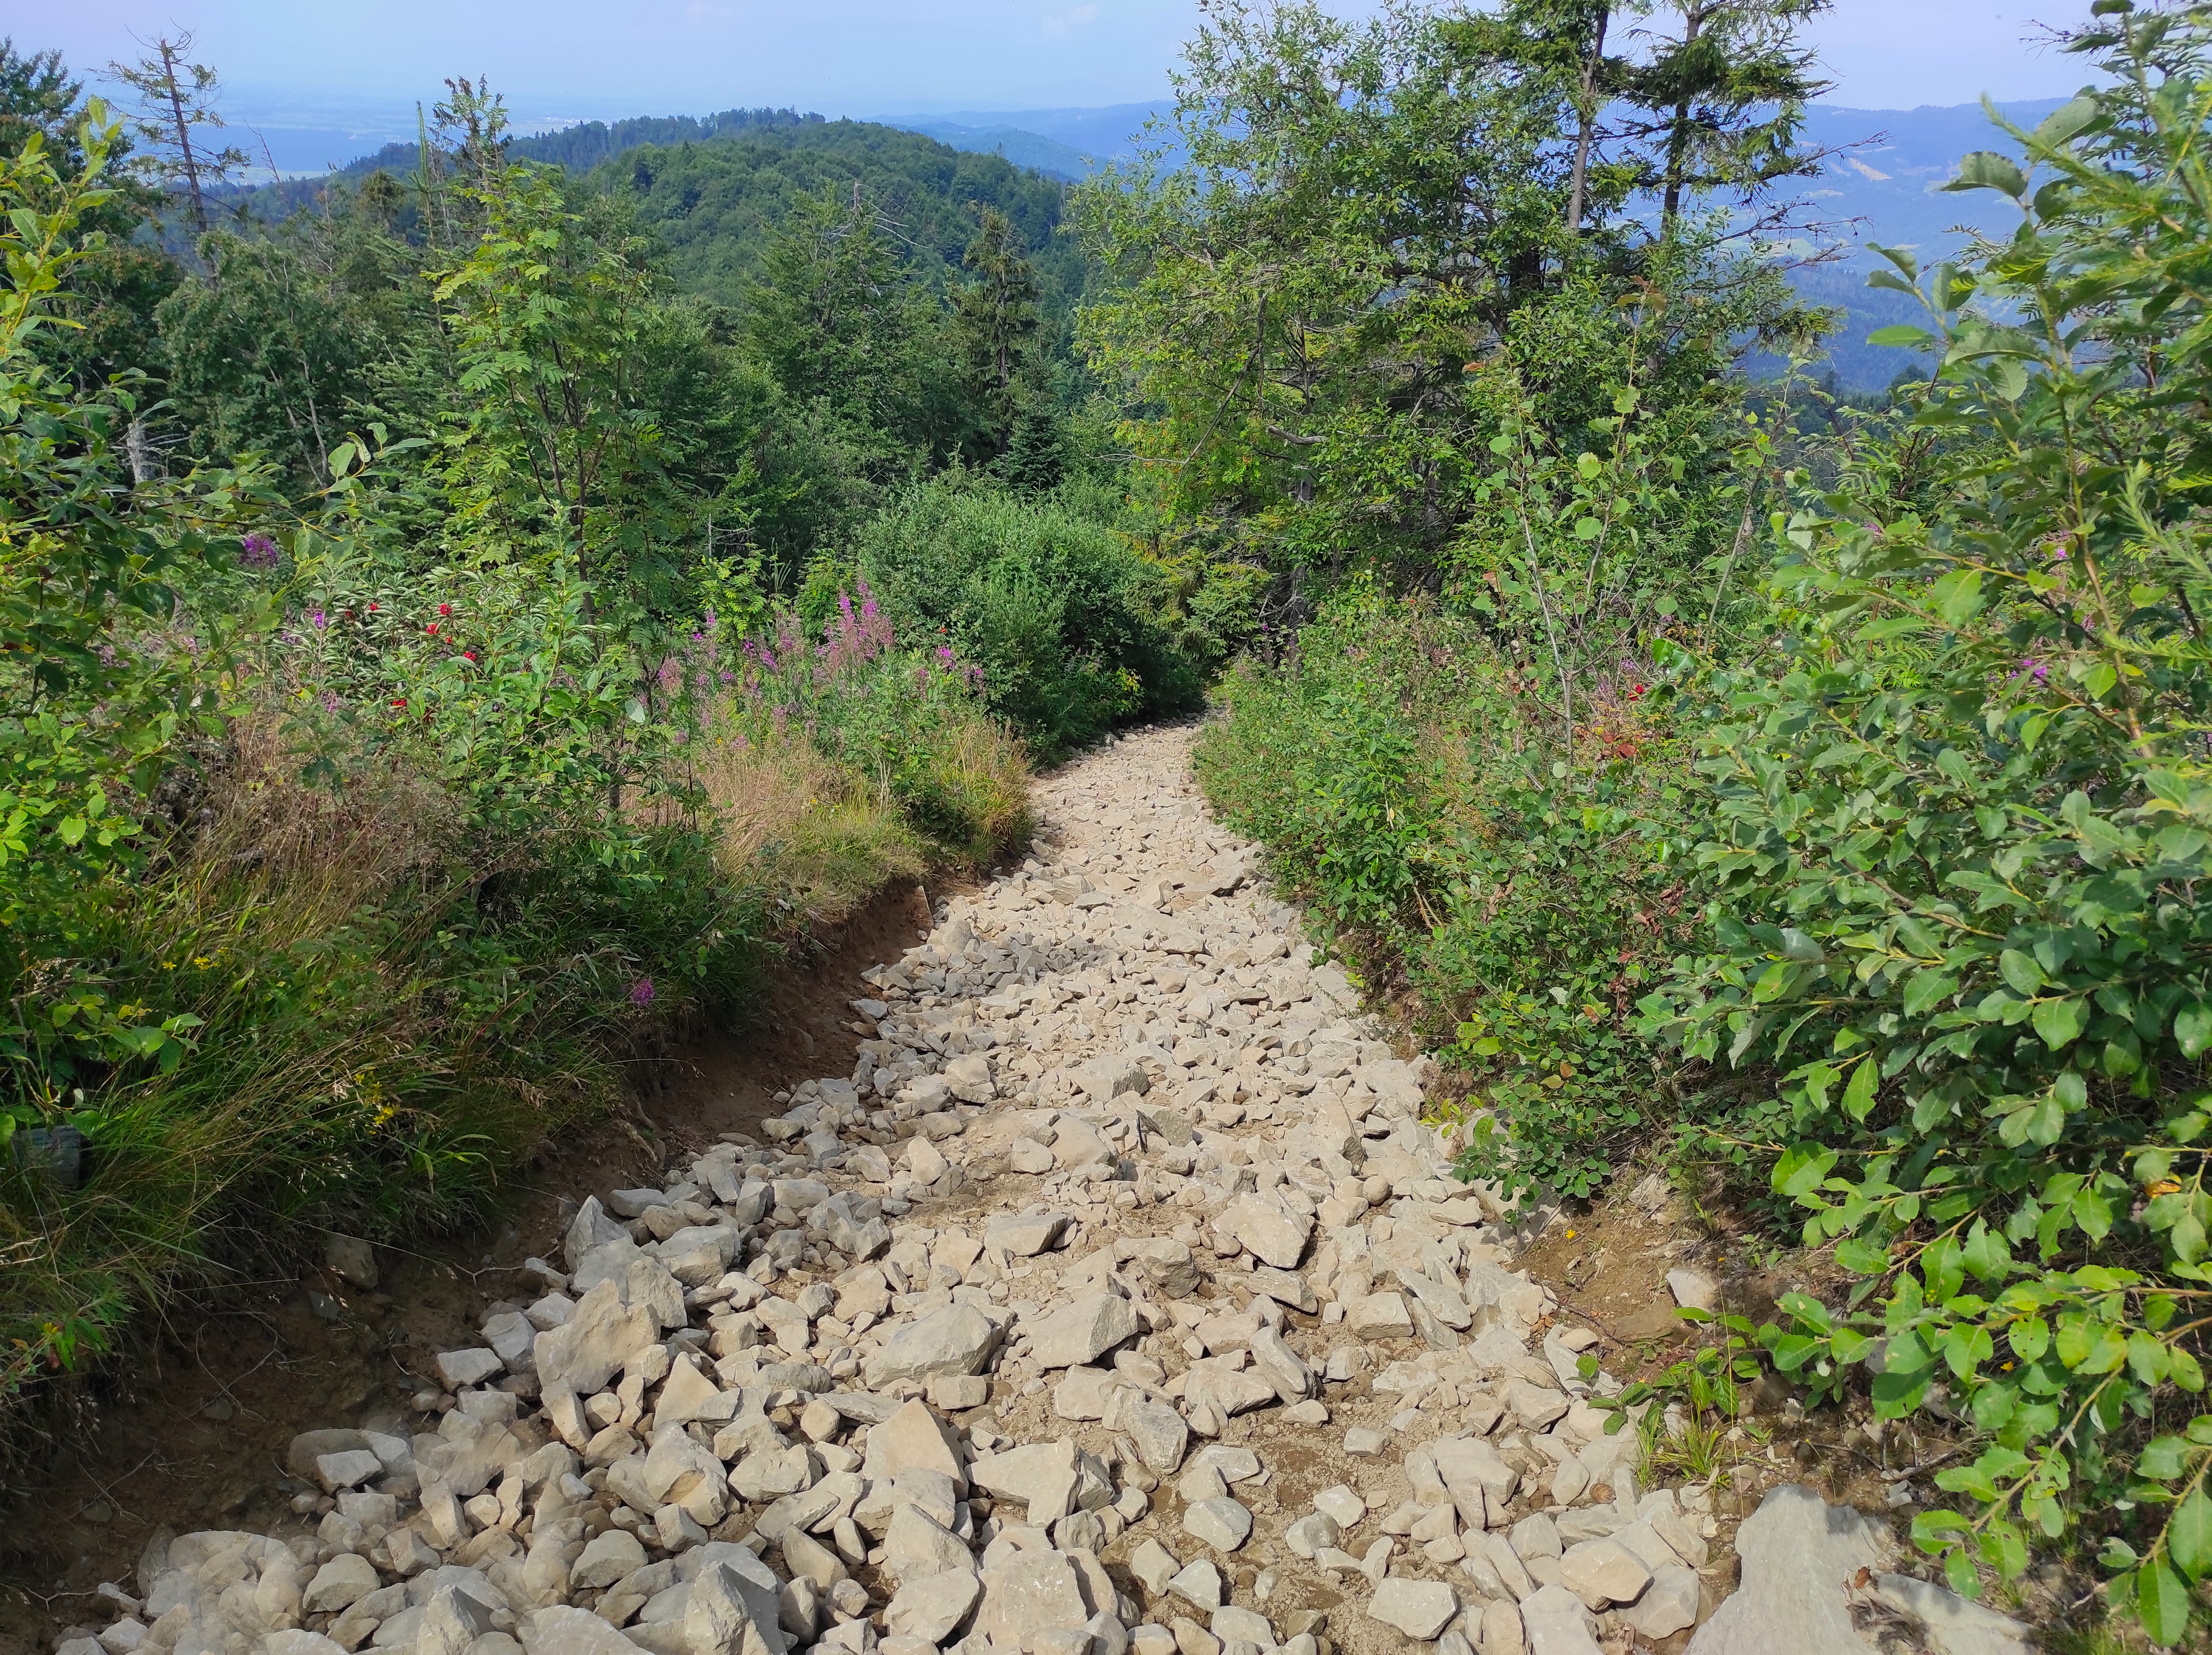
[20,726,2020,1655]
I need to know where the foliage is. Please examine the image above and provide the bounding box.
[1075,0,1824,581]
[599,120,1086,326]
[0,41,179,398]
[0,111,278,1099]
[0,70,1044,1447]
[1628,10,2212,1640]
[1197,593,1692,1202]
[714,583,1030,861]
[854,474,1228,759]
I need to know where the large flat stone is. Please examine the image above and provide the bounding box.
[972,1552,1094,1645]
[522,1605,649,1655]
[1367,1578,1456,1639]
[1557,1538,1650,1608]
[860,1400,968,1491]
[986,1211,1070,1257]
[1221,1194,1313,1269]
[684,1552,791,1655]
[1181,1498,1253,1553]
[1518,1583,1601,1655]
[1686,1484,1890,1655]
[533,1279,656,1397]
[884,1570,982,1645]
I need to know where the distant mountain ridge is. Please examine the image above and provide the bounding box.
[217,92,2081,391]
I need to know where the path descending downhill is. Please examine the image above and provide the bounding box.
[55,727,2026,1655]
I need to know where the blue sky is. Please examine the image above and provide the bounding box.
[9,0,2102,138]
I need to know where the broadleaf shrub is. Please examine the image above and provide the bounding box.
[1633,12,2212,1635]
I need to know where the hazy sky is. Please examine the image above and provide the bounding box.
[9,0,2103,130]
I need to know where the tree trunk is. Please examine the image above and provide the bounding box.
[159,41,207,235]
[1566,5,1611,235]
[1660,2,1708,235]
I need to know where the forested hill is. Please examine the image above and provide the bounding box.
[595,123,1083,319]
[214,106,824,218]
[210,114,1085,320]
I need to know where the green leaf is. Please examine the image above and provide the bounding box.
[1963,1220,2012,1282]
[1836,1237,1891,1274]
[2177,1003,2212,1059]
[1775,1144,1839,1199]
[1868,324,1937,348]
[1904,970,1959,1016]
[2032,94,2100,149]
[2033,997,2084,1049]
[1946,151,2028,198]
[2000,950,2046,995]
[2075,1186,2115,1243]
[1843,1058,1879,1121]
[1944,1545,1982,1598]
[1574,516,1603,541]
[2169,1489,2212,1581]
[2137,1557,2192,1645]
[1929,569,1985,625]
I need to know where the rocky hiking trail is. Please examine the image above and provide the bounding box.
[32,726,2039,1655]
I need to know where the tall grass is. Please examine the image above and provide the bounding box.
[1,612,1031,1451]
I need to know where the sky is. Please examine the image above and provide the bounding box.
[7,0,2105,146]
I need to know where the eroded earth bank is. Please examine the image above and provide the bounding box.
[46,726,2035,1655]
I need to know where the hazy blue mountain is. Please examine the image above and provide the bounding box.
[873,102,1168,177]
[1776,97,2068,388]
[878,121,1091,182]
[1796,97,2066,265]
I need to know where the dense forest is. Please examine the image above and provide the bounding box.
[12,0,2212,1644]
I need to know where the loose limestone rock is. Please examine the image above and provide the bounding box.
[1367,1578,1457,1640]
[1221,1193,1313,1270]
[884,1571,982,1644]
[1686,1485,1890,1655]
[1182,1497,1254,1553]
[1518,1583,1602,1655]
[864,1303,1001,1388]
[973,1552,1094,1646]
[1027,1292,1140,1369]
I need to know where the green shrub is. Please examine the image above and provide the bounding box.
[854,474,1219,759]
[1634,17,2212,1639]
[1197,590,1690,1201]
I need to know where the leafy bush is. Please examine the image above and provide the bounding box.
[0,110,1036,1438]
[1631,15,2212,1639]
[710,585,1029,863]
[1197,590,1691,1201]
[854,475,1228,759]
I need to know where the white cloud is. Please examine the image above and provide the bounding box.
[1043,4,1101,39]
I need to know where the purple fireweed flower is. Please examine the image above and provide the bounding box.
[311,611,328,630]
[239,533,280,570]
[629,977,656,1007]
[322,692,342,713]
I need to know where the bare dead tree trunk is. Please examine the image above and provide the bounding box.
[157,40,208,235]
[125,419,160,485]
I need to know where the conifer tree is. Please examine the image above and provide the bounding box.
[949,206,1044,453]
[1615,0,1833,233]
[107,31,248,235]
